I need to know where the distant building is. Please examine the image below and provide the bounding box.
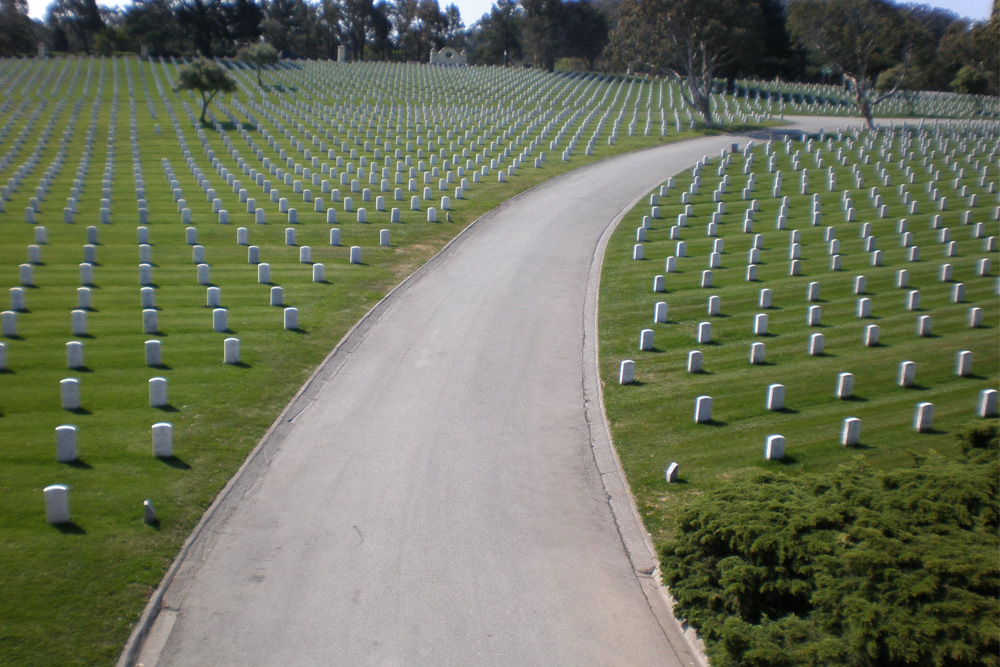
[429,47,467,66]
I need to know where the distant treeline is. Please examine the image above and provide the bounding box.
[0,0,995,95]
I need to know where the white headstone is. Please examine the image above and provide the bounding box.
[749,342,765,365]
[836,372,853,399]
[665,462,679,483]
[61,378,80,410]
[955,350,972,377]
[149,377,168,407]
[145,340,162,367]
[152,422,173,457]
[687,350,703,373]
[619,360,635,385]
[224,337,240,364]
[44,485,70,525]
[841,417,861,446]
[55,425,77,462]
[766,384,784,411]
[764,435,785,460]
[913,402,934,432]
[694,395,712,423]
[639,329,654,351]
[978,389,999,418]
[284,307,298,330]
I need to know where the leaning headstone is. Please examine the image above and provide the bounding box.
[759,288,772,308]
[694,395,713,423]
[44,485,70,525]
[836,372,854,399]
[764,435,785,460]
[55,425,77,462]
[841,417,861,446]
[152,423,173,457]
[766,384,785,411]
[913,402,934,432]
[143,500,157,525]
[619,360,635,385]
[664,462,679,483]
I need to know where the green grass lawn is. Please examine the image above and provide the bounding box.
[0,56,719,666]
[599,123,999,546]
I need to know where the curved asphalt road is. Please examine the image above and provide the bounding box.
[126,116,862,667]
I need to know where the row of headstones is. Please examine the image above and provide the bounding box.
[620,346,983,385]
[662,388,1000,482]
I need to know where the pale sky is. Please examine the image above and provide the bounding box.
[26,0,993,29]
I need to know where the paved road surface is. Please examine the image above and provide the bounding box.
[128,116,862,667]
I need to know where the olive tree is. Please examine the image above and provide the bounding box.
[788,0,910,129]
[604,0,762,127]
[237,42,279,87]
[174,58,237,124]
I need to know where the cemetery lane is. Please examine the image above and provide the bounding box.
[135,117,866,667]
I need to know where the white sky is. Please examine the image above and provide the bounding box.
[26,0,992,29]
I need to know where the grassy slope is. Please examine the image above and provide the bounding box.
[599,124,999,549]
[0,57,708,666]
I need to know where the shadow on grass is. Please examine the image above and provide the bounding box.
[773,407,800,414]
[699,419,729,427]
[667,477,689,485]
[918,428,948,435]
[72,366,94,373]
[751,360,776,366]
[962,373,989,381]
[229,361,252,369]
[54,521,86,535]
[64,459,92,469]
[287,327,309,335]
[155,404,180,413]
[145,518,162,530]
[843,395,869,403]
[847,442,875,450]
[150,364,173,371]
[68,407,92,415]
[157,455,191,470]
[777,454,800,465]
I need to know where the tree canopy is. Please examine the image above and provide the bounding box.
[237,41,279,85]
[174,58,237,124]
[662,425,1000,667]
